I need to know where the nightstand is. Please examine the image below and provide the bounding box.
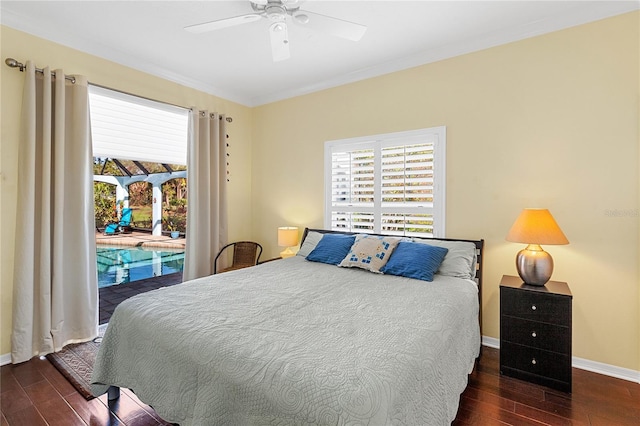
[500,275,572,392]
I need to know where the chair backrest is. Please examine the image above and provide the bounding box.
[232,241,262,266]
[119,208,133,226]
[214,241,263,273]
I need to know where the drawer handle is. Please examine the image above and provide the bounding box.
[531,358,537,365]
[531,331,537,338]
[531,305,537,311]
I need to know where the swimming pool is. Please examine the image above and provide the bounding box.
[97,246,185,288]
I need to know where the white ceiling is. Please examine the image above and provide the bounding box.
[2,1,638,107]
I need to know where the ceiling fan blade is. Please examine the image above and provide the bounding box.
[269,22,290,62]
[184,14,262,33]
[294,10,366,41]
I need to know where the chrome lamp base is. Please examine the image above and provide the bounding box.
[515,244,553,286]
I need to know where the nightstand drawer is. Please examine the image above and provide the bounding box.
[501,287,570,324]
[500,341,571,384]
[501,316,570,354]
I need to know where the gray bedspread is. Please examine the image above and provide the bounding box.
[91,256,480,425]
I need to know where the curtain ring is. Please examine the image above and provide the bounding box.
[199,111,205,118]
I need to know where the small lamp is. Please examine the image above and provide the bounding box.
[278,226,299,258]
[506,209,569,286]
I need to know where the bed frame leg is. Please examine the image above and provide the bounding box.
[107,386,120,400]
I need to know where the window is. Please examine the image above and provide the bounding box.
[325,127,446,237]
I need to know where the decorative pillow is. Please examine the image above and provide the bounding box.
[306,233,356,265]
[296,231,324,258]
[338,235,400,273]
[412,238,477,280]
[380,241,449,282]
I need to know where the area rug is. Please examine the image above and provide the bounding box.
[46,324,107,400]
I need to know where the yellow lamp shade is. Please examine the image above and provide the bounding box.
[278,227,299,247]
[506,209,569,245]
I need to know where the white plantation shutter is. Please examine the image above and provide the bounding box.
[89,85,189,165]
[330,147,376,232]
[325,127,445,237]
[331,148,375,207]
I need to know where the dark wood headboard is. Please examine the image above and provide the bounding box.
[300,228,485,340]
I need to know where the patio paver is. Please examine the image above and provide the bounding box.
[96,230,185,250]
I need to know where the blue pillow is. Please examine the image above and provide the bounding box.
[380,241,449,282]
[306,233,356,265]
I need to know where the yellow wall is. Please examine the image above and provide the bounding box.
[252,12,640,371]
[0,26,254,355]
[1,12,639,373]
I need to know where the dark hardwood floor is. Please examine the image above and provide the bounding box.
[2,344,638,425]
[455,348,639,425]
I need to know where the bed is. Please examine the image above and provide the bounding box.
[91,228,484,425]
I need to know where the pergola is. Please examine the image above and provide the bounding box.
[94,158,186,236]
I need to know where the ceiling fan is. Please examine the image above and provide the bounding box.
[184,0,367,62]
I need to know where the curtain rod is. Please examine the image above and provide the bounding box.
[4,57,233,123]
[5,57,76,83]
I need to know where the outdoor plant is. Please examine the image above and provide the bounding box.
[94,182,118,228]
[163,215,184,233]
[163,185,187,233]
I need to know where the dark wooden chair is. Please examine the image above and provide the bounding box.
[214,241,263,274]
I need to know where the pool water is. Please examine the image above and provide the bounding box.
[97,246,185,288]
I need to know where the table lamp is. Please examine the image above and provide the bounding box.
[505,208,569,286]
[278,226,299,258]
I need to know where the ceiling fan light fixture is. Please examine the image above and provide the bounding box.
[293,12,309,24]
[266,4,287,21]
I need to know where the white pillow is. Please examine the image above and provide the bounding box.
[296,231,324,257]
[412,238,477,280]
[338,234,401,274]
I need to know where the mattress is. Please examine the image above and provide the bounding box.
[92,256,480,425]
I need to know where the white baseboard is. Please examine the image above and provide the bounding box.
[482,336,500,349]
[1,353,11,366]
[481,336,640,384]
[572,356,640,383]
